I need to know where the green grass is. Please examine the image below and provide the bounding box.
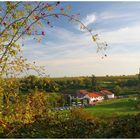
[84,97,140,119]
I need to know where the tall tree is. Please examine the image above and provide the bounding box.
[113,85,122,96]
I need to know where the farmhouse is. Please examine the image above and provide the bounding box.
[100,90,114,99]
[84,92,104,104]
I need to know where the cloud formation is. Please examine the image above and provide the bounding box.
[82,13,96,26]
[21,22,140,77]
[100,24,140,45]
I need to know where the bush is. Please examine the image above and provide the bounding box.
[1,108,140,138]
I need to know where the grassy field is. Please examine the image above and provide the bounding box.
[84,97,140,119]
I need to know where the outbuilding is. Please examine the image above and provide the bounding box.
[100,90,115,99]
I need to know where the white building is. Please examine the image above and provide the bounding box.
[100,90,115,99]
[84,92,104,104]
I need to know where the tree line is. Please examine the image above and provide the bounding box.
[18,75,140,95]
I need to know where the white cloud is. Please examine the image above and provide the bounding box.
[99,12,131,20]
[79,11,130,28]
[101,24,140,44]
[76,11,131,32]
[22,26,97,60]
[23,24,140,62]
[82,13,96,26]
[22,24,140,77]
[76,13,96,31]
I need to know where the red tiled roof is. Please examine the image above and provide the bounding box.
[100,90,113,95]
[87,92,104,98]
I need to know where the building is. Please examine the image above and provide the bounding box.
[100,90,114,99]
[84,92,104,104]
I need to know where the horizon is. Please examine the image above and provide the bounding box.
[48,73,139,78]
[24,73,139,78]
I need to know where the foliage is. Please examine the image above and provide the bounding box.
[2,92,50,124]
[18,75,140,96]
[0,88,140,138]
[135,96,140,110]
[19,75,99,94]
[113,85,122,95]
[0,107,140,138]
[124,79,140,87]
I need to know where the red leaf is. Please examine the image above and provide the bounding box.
[3,22,6,26]
[55,14,59,18]
[42,31,45,36]
[35,16,39,20]
[60,8,64,11]
[26,27,30,31]
[46,3,50,7]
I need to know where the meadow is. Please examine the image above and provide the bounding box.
[85,97,140,119]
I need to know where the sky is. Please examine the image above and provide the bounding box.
[21,2,140,77]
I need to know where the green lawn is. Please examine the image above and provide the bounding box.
[84,97,140,119]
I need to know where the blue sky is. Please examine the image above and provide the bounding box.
[21,2,140,77]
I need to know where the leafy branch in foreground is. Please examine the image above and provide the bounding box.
[0,2,108,122]
[0,1,107,77]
